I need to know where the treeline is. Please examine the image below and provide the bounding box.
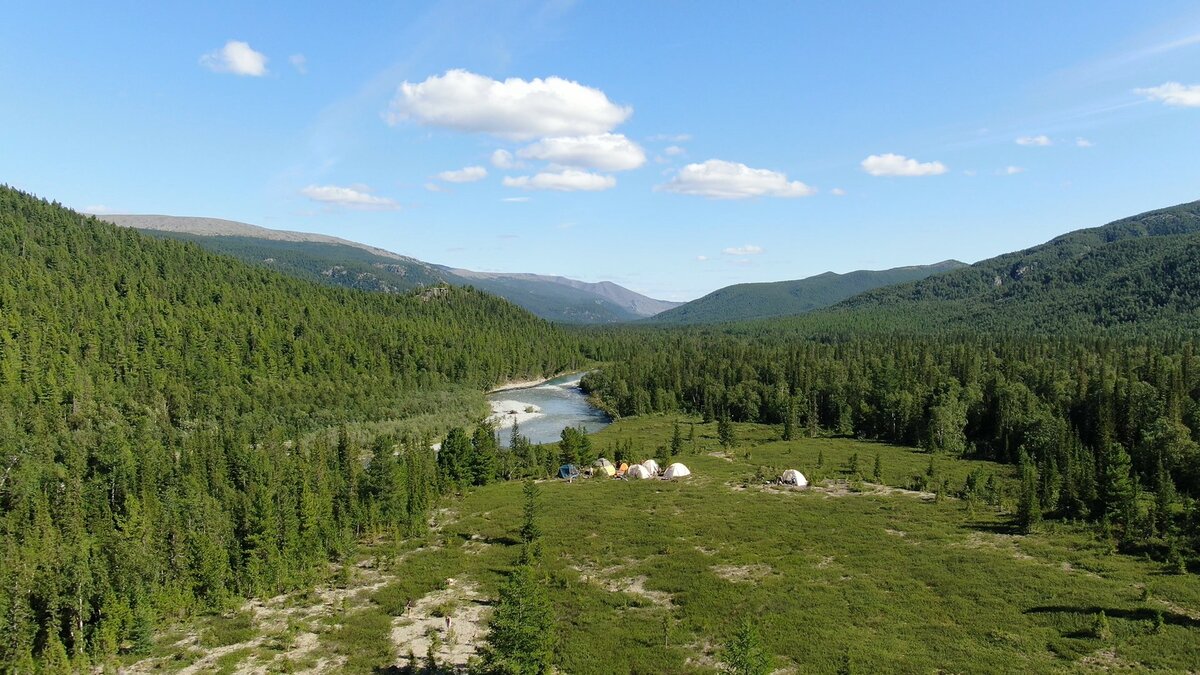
[0,187,583,669]
[581,332,1200,558]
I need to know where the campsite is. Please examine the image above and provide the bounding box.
[123,417,1200,673]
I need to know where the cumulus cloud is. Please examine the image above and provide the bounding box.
[491,149,518,169]
[657,159,815,199]
[1075,137,1094,147]
[516,133,645,171]
[1016,135,1053,146]
[200,40,269,76]
[436,166,488,183]
[860,153,947,177]
[1135,82,1200,107]
[722,245,764,256]
[999,166,1026,175]
[387,69,632,140]
[301,185,399,210]
[289,54,307,74]
[502,169,616,192]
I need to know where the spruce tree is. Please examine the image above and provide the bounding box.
[1017,450,1041,533]
[720,619,772,675]
[482,565,555,674]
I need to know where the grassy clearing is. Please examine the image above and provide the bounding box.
[134,417,1200,673]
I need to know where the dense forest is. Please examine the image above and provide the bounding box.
[0,187,582,668]
[582,331,1200,562]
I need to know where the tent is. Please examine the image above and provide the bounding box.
[558,464,580,480]
[780,469,808,487]
[627,464,652,480]
[662,463,691,479]
[618,462,629,474]
[593,458,616,477]
[641,459,660,475]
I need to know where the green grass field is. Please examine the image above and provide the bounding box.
[128,418,1200,673]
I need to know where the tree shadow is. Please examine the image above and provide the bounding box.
[1025,605,1200,629]
[960,520,1023,535]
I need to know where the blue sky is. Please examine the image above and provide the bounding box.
[2,1,1199,301]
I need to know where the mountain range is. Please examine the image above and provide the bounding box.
[99,215,681,324]
[649,260,966,324]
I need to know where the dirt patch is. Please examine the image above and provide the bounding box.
[1059,561,1101,579]
[390,577,488,671]
[707,451,734,462]
[812,480,936,501]
[573,561,674,607]
[695,545,718,556]
[815,556,835,569]
[956,532,1034,561]
[712,564,772,583]
[1078,648,1139,670]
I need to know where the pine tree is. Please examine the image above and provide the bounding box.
[482,564,555,675]
[519,480,541,564]
[1097,442,1136,531]
[872,453,883,483]
[1017,449,1041,533]
[718,416,736,449]
[720,619,772,675]
[671,421,684,455]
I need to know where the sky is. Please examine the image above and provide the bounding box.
[2,1,1199,301]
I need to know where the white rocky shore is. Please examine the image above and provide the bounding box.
[487,399,543,430]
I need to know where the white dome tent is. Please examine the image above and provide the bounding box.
[627,464,652,479]
[662,463,691,480]
[780,469,808,487]
[641,459,660,475]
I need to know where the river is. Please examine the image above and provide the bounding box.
[486,373,611,447]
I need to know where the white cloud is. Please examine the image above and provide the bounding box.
[200,40,269,76]
[830,187,847,196]
[501,196,530,202]
[424,182,446,192]
[861,153,947,177]
[516,133,645,171]
[289,54,307,74]
[648,133,691,142]
[491,149,519,169]
[999,166,1026,175]
[301,185,399,210]
[663,145,686,156]
[1075,137,1094,147]
[1136,82,1200,107]
[387,69,632,140]
[722,244,764,256]
[696,255,709,262]
[436,165,488,183]
[1016,135,1053,146]
[503,169,616,192]
[657,159,816,199]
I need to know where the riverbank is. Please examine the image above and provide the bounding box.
[486,370,584,394]
[487,399,543,431]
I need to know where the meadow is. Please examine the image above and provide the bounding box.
[126,418,1200,674]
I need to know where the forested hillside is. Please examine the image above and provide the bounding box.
[0,187,582,668]
[650,260,964,324]
[109,215,680,324]
[817,200,1200,333]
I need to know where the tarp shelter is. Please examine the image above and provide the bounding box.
[641,459,660,475]
[780,469,808,486]
[663,463,691,479]
[558,464,580,480]
[593,458,616,477]
[627,464,652,479]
